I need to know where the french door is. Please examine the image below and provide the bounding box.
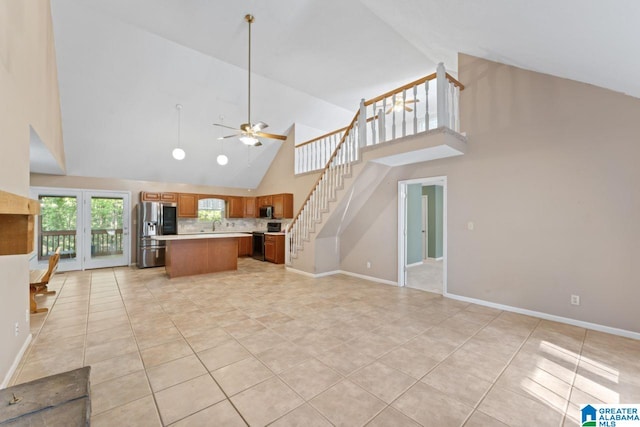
[30,188,130,271]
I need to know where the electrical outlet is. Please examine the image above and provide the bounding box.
[571,295,580,306]
[14,322,19,336]
[366,261,371,269]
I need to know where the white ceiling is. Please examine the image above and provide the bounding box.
[46,0,640,188]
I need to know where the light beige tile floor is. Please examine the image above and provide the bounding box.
[406,258,443,293]
[11,258,640,426]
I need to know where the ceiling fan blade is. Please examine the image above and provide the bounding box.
[385,106,393,114]
[405,99,419,105]
[214,123,242,132]
[256,131,287,141]
[217,134,240,140]
[404,106,414,112]
[252,121,268,132]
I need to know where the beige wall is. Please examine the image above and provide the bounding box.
[339,54,640,333]
[0,0,64,385]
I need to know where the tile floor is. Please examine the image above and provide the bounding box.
[406,258,443,293]
[11,258,640,426]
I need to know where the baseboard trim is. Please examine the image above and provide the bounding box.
[1,333,32,389]
[406,261,423,267]
[338,270,398,286]
[444,292,640,341]
[286,267,398,286]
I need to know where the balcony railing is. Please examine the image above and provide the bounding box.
[294,63,464,175]
[39,229,123,260]
[287,63,464,261]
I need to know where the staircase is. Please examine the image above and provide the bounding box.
[287,63,465,271]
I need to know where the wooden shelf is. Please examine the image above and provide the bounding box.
[0,190,40,255]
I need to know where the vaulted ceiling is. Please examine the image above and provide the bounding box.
[44,0,640,188]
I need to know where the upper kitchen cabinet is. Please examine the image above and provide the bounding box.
[272,193,293,218]
[160,193,178,203]
[226,197,244,218]
[178,193,198,218]
[258,195,272,208]
[244,197,257,218]
[140,192,178,203]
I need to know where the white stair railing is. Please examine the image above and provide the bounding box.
[287,63,464,262]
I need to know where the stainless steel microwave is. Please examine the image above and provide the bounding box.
[259,206,273,218]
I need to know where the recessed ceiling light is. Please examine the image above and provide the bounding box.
[216,154,228,165]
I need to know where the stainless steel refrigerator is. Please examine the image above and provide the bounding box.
[137,201,177,268]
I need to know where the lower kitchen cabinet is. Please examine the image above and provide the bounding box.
[264,234,285,264]
[238,235,252,257]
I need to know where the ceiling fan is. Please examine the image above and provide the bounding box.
[386,98,420,114]
[214,14,286,147]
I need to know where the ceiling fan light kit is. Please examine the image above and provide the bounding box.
[212,14,286,147]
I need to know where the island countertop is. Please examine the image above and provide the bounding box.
[151,233,251,241]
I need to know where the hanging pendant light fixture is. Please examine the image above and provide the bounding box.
[216,115,228,165]
[172,104,186,160]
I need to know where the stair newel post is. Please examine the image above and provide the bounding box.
[381,99,387,142]
[413,85,418,134]
[425,80,430,131]
[371,102,377,146]
[358,99,367,148]
[436,62,449,129]
[377,108,384,145]
[402,89,407,137]
[391,93,397,140]
[453,84,459,131]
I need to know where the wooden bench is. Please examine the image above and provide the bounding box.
[29,248,60,314]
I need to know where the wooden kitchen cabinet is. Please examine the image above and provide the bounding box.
[226,197,244,218]
[243,197,257,218]
[140,192,178,203]
[272,193,293,219]
[178,193,198,218]
[160,192,178,203]
[140,192,161,201]
[258,195,272,208]
[237,235,252,257]
[264,234,285,264]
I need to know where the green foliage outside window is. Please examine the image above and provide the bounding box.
[39,196,77,231]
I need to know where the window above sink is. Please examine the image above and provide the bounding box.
[197,198,225,222]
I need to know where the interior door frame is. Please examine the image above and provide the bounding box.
[30,187,131,271]
[398,176,447,291]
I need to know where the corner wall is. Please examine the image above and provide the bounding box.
[339,54,640,334]
[0,0,64,386]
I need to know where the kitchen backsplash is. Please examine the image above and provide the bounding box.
[178,218,290,234]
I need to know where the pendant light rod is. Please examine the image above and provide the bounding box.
[245,14,254,126]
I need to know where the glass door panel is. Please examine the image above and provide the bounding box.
[31,190,83,272]
[84,192,130,269]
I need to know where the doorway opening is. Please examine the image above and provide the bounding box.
[398,176,446,293]
[30,187,131,272]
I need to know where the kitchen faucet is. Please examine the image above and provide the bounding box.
[212,220,222,231]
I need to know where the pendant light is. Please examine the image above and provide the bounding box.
[216,115,228,165]
[172,104,186,160]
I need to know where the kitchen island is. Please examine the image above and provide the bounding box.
[152,233,252,278]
